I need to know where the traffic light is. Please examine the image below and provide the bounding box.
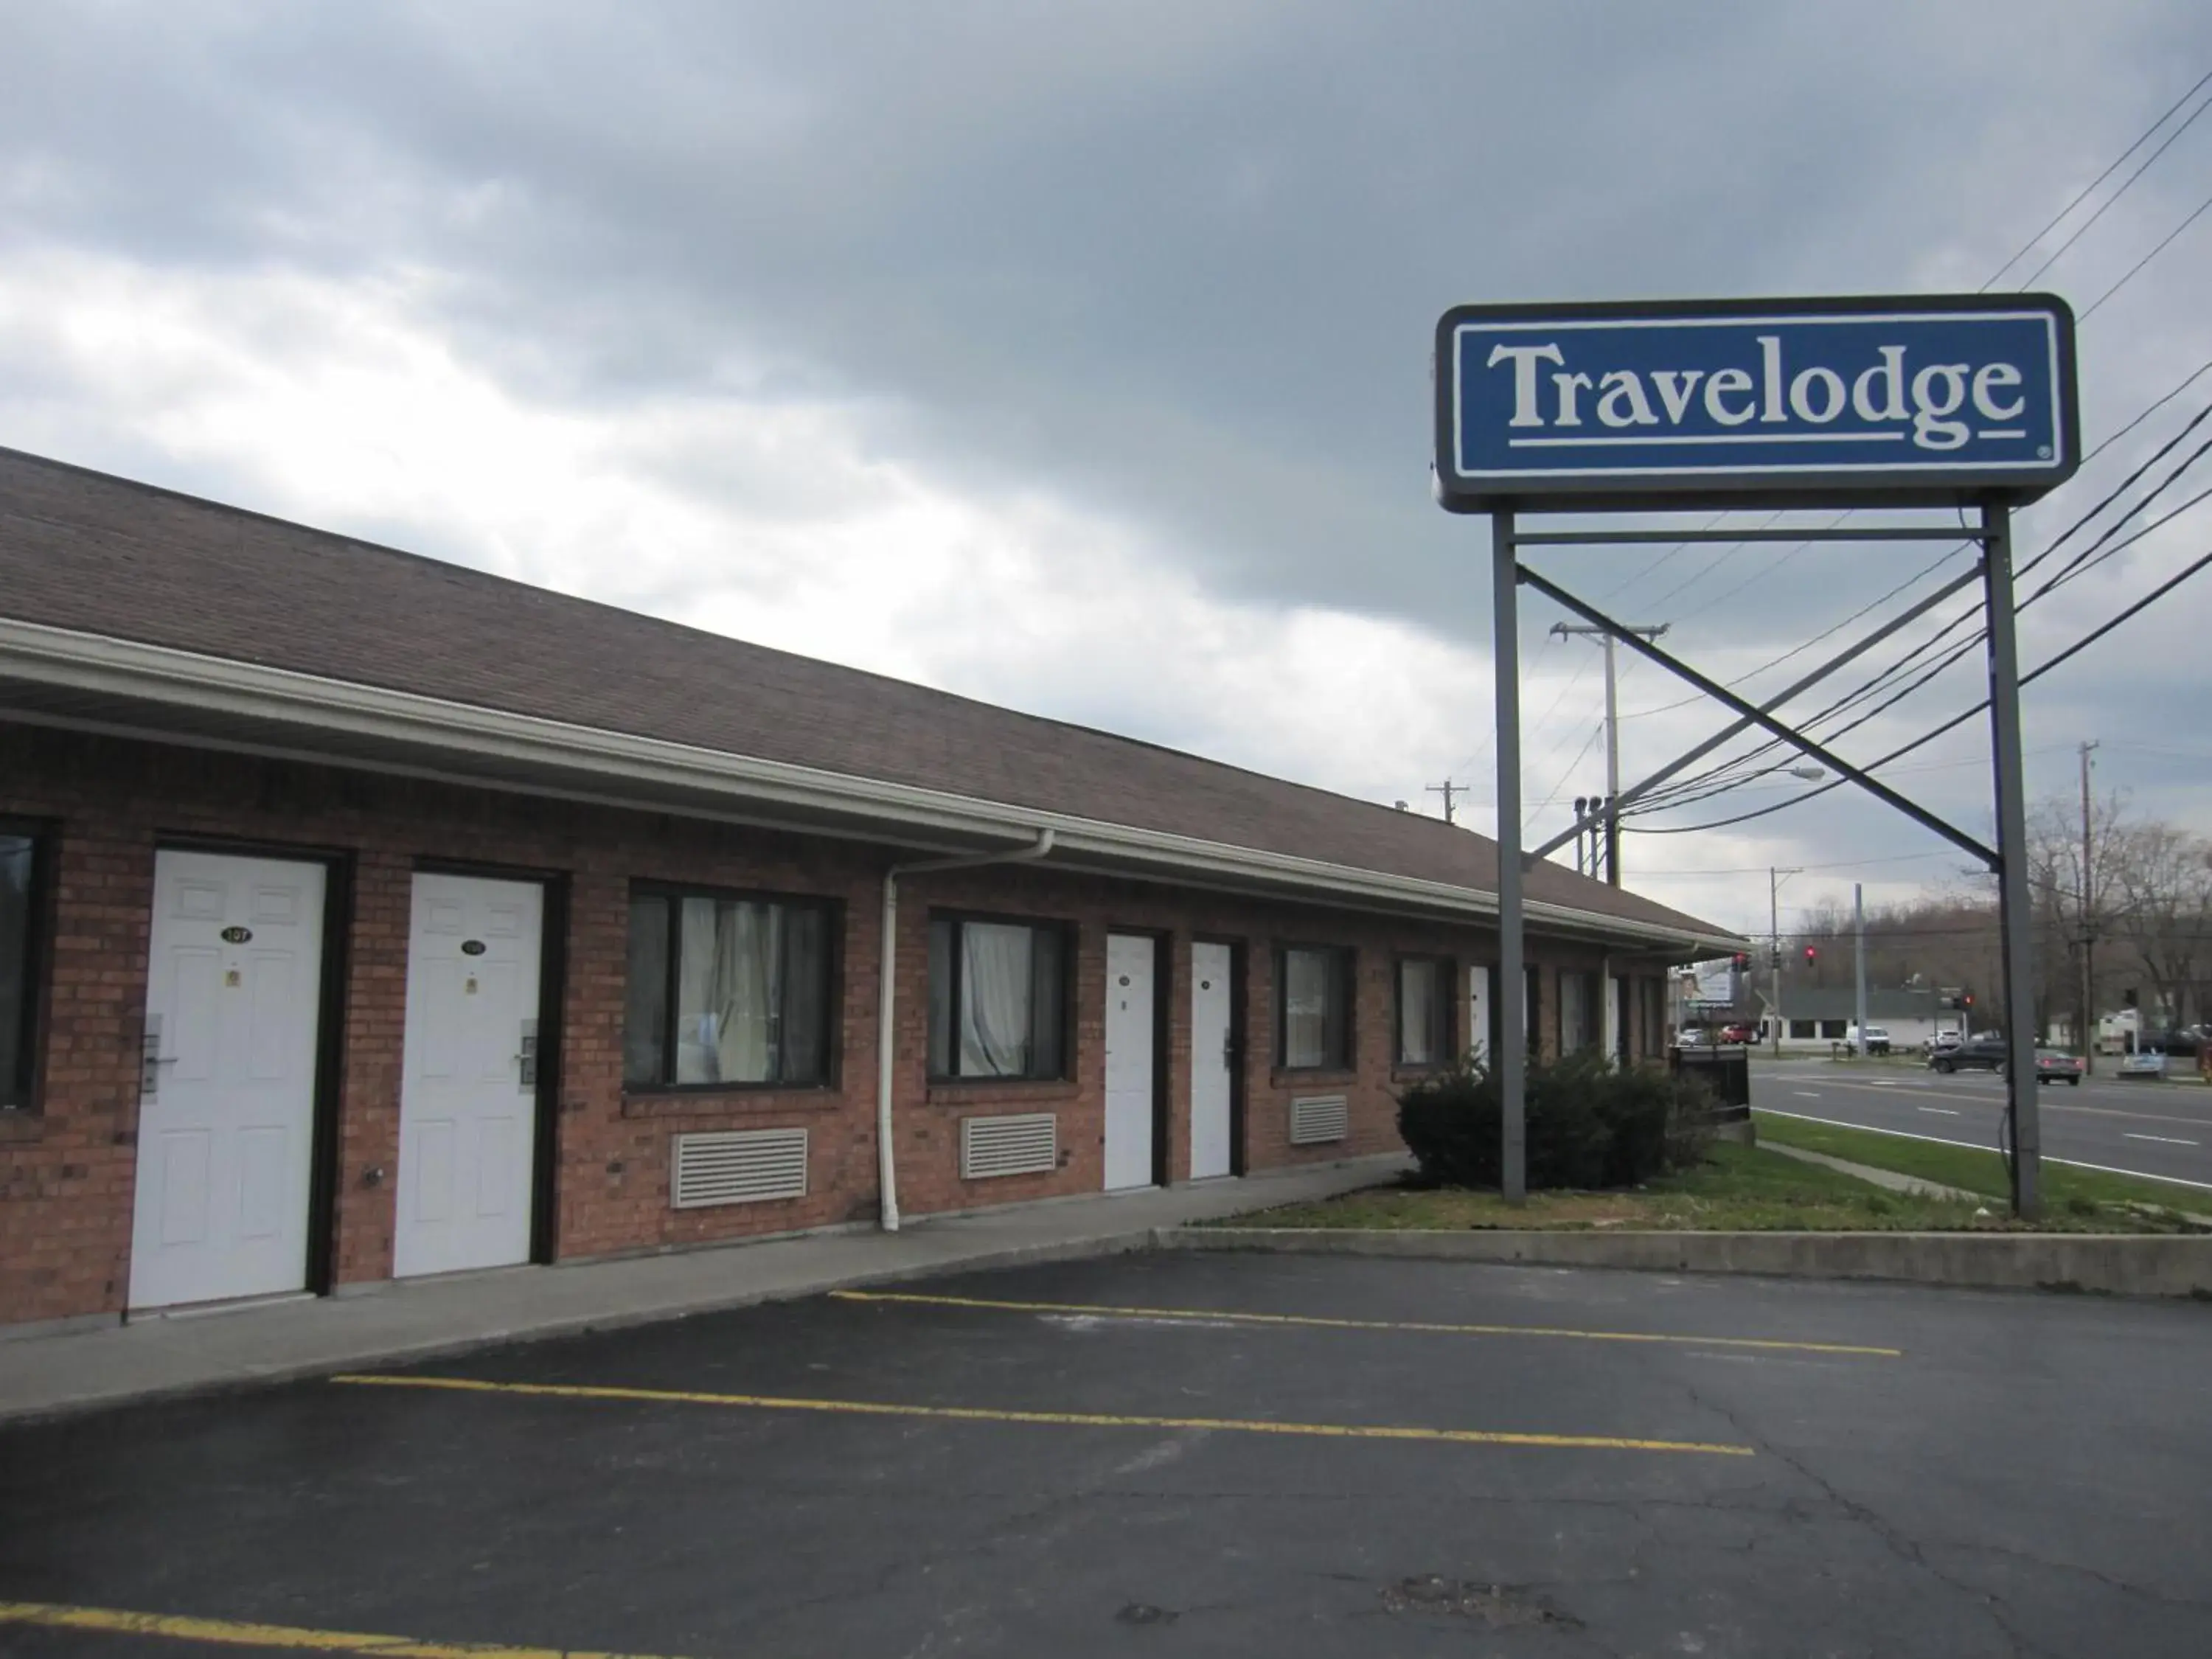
[1963,992,1975,1009]
[1804,946,1818,964]
[1732,953,1750,972]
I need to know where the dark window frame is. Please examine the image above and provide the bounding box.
[1558,967,1604,1055]
[0,819,52,1115]
[927,909,1076,1084]
[623,880,843,1093]
[1391,953,1454,1068]
[1275,942,1357,1072]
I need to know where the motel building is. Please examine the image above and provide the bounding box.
[0,446,1737,1335]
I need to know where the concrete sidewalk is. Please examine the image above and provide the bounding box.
[0,1155,1405,1424]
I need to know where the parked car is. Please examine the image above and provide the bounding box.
[1718,1022,1758,1046]
[1929,1037,2008,1073]
[2146,1029,2202,1057]
[1927,1032,1964,1054]
[2034,1048,2084,1085]
[1844,1023,1891,1056]
[1675,1026,1711,1047]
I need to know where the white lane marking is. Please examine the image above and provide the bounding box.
[1868,1080,1898,1088]
[2124,1133,2200,1147]
[1793,1091,1822,1099]
[1751,1108,2212,1192]
[1919,1107,1961,1116]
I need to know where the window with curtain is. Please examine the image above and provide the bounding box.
[1559,970,1602,1054]
[623,888,834,1089]
[1395,957,1450,1066]
[1277,945,1352,1070]
[0,830,40,1112]
[926,916,1068,1080]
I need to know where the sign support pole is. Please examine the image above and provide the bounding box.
[1982,499,2041,1220]
[1492,509,1527,1203]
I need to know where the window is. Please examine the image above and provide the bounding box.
[1396,957,1450,1066]
[624,888,835,1090]
[0,829,41,1111]
[1820,1019,1848,1040]
[1789,1018,1817,1040]
[928,916,1068,1081]
[1559,970,1602,1054]
[1277,945,1354,1070]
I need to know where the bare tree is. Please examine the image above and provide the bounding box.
[2102,819,2212,1029]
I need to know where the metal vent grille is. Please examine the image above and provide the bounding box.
[960,1113,1058,1179]
[1289,1093,1349,1145]
[672,1128,809,1208]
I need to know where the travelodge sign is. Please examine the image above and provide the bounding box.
[1434,294,2079,512]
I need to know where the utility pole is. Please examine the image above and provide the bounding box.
[1769,866,1800,1059]
[2080,740,2098,1074]
[1551,622,1668,886]
[1427,778,1465,826]
[1854,882,1868,1062]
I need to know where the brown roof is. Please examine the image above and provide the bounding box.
[0,445,1731,942]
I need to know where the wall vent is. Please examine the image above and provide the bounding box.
[960,1113,1058,1180]
[1289,1093,1349,1145]
[672,1128,808,1208]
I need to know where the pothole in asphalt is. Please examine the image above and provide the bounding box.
[1380,1576,1580,1629]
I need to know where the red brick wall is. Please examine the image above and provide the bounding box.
[0,722,1655,1328]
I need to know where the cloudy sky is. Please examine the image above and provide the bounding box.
[2,1,2208,938]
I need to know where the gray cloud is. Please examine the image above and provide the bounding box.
[2,0,2210,933]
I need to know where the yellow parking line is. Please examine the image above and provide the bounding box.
[0,1599,686,1658]
[830,1288,1901,1358]
[331,1373,1753,1458]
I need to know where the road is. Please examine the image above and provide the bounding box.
[1750,1057,2212,1190]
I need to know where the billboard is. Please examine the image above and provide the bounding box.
[1435,294,2078,512]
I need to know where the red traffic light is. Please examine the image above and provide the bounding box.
[1804,946,1818,963]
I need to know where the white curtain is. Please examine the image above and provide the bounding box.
[1399,961,1436,1065]
[960,922,1033,1077]
[677,899,782,1083]
[1560,970,1591,1054]
[1284,950,1329,1068]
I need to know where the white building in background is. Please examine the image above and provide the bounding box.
[1758,987,1964,1054]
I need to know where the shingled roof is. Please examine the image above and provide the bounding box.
[0,445,1732,944]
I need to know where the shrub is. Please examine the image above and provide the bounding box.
[1395,1052,1715,1191]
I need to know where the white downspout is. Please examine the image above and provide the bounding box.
[876,827,1056,1231]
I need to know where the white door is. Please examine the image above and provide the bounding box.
[1190,942,1234,1180]
[1469,964,1492,1067]
[1103,932,1157,1192]
[129,850,325,1310]
[394,873,544,1279]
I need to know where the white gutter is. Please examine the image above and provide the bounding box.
[0,617,1740,956]
[874,830,1057,1231]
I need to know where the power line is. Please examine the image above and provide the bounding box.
[1980,68,2212,290]
[1627,403,2212,814]
[1626,535,2212,836]
[2079,181,2212,321]
[2015,86,2212,288]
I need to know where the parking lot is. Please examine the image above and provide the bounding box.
[4,1251,2211,1658]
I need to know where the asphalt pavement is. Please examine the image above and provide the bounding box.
[4,1249,2211,1658]
[1751,1057,2212,1189]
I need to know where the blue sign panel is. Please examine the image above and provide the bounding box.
[1435,294,2078,512]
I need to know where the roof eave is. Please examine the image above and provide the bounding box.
[0,615,1742,956]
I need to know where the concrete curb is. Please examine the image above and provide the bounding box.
[1155,1226,2212,1299]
